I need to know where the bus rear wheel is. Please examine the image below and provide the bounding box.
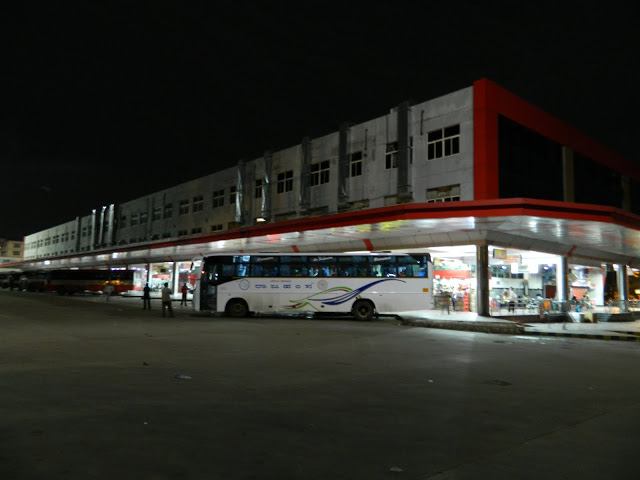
[226,299,249,318]
[352,299,375,321]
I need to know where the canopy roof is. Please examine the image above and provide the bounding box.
[14,199,640,270]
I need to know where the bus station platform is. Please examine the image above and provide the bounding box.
[29,289,640,342]
[398,310,640,341]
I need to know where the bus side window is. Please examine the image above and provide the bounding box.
[263,265,278,277]
[339,265,355,277]
[251,265,263,277]
[401,265,416,277]
[221,264,235,279]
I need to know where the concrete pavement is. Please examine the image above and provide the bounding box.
[398,310,640,341]
[14,289,640,342]
[4,289,640,479]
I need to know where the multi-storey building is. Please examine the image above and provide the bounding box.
[20,79,640,314]
[0,238,23,264]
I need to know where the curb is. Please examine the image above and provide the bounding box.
[401,317,640,342]
[401,317,524,335]
[521,331,640,342]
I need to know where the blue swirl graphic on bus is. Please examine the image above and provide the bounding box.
[286,278,405,311]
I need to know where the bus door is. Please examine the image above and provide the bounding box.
[200,260,235,311]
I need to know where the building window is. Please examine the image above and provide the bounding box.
[179,200,189,215]
[211,224,224,232]
[140,211,148,224]
[152,207,162,221]
[130,214,138,226]
[428,125,460,160]
[191,227,202,234]
[120,215,127,227]
[192,195,204,212]
[277,170,293,193]
[426,184,461,203]
[385,142,398,169]
[163,203,173,219]
[311,160,330,186]
[162,232,171,239]
[255,179,263,198]
[212,189,225,207]
[350,151,363,177]
[230,186,237,204]
[177,230,188,237]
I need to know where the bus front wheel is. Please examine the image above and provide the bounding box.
[226,299,249,318]
[352,300,375,321]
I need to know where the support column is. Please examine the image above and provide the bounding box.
[337,123,351,210]
[146,263,151,285]
[605,264,616,305]
[557,256,569,310]
[299,137,311,215]
[172,262,179,295]
[397,101,412,203]
[617,264,629,313]
[476,245,490,316]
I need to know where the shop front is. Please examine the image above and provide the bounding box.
[149,262,173,292]
[407,245,614,316]
[430,247,475,312]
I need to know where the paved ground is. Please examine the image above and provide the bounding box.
[2,290,640,479]
[399,310,640,341]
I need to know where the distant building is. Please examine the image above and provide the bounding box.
[0,238,23,264]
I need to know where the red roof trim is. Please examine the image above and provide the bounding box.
[473,79,639,182]
[473,80,499,200]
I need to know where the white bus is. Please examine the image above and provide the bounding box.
[193,252,433,320]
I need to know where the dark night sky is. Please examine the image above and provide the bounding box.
[2,0,638,239]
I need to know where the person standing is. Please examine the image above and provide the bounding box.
[507,287,517,313]
[142,282,152,310]
[180,283,189,306]
[103,282,114,302]
[161,282,174,318]
[455,287,465,312]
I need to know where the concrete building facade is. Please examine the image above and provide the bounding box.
[18,79,640,315]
